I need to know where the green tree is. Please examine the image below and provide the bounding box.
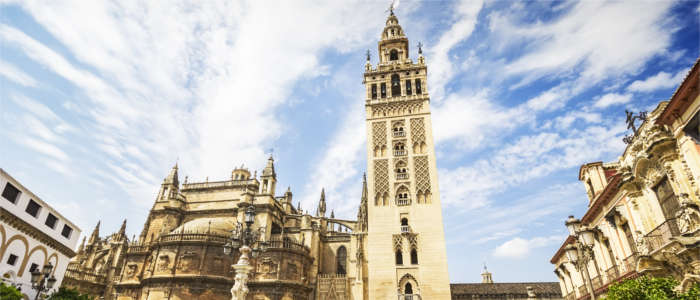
[605,276,700,300]
[47,287,93,300]
[0,282,23,300]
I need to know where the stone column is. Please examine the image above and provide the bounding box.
[231,246,254,300]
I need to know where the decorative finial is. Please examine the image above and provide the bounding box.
[387,0,397,15]
[417,42,423,54]
[366,49,371,61]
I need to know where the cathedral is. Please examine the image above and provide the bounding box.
[62,11,451,300]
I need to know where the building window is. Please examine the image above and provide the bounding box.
[380,83,387,98]
[622,222,636,254]
[2,182,20,203]
[45,213,58,229]
[405,80,412,95]
[396,161,408,180]
[336,246,347,275]
[395,250,403,265]
[390,49,399,61]
[391,74,401,96]
[61,224,73,238]
[405,282,413,295]
[684,111,700,143]
[654,177,680,221]
[410,249,418,264]
[401,218,409,233]
[29,263,39,273]
[6,254,18,266]
[25,199,41,218]
[371,84,377,99]
[415,79,422,94]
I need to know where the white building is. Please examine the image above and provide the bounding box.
[0,168,81,299]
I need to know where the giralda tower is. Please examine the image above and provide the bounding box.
[362,10,451,299]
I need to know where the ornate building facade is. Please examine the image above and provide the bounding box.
[62,11,451,300]
[550,57,700,300]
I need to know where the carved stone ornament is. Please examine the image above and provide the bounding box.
[126,263,139,278]
[635,231,650,256]
[676,194,700,235]
[157,255,171,271]
[231,246,254,300]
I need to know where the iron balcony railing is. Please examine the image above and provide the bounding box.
[396,173,409,180]
[622,255,637,274]
[393,131,406,137]
[394,150,407,156]
[644,218,680,252]
[399,294,421,300]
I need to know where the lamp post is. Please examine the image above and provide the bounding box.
[223,205,269,300]
[30,263,57,300]
[565,215,597,300]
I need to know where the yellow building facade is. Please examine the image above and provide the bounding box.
[62,12,451,300]
[550,57,700,300]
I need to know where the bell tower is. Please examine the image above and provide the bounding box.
[363,10,451,300]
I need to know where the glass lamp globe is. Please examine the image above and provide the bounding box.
[47,276,57,289]
[564,244,579,263]
[42,263,53,276]
[565,215,581,236]
[580,227,596,247]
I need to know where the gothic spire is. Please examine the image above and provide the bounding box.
[357,173,368,232]
[164,163,179,186]
[117,219,127,240]
[77,236,86,254]
[262,155,276,178]
[88,220,101,244]
[318,188,326,217]
[330,209,335,219]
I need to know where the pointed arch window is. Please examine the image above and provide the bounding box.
[396,161,408,180]
[395,249,403,265]
[391,74,401,96]
[415,79,422,94]
[336,246,347,275]
[410,248,418,264]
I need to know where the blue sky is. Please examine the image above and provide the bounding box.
[1,0,698,283]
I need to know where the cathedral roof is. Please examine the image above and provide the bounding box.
[451,282,561,297]
[171,217,236,236]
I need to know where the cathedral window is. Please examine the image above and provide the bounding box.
[391,74,401,96]
[336,246,347,275]
[401,218,409,233]
[396,161,408,180]
[415,79,422,94]
[395,249,403,265]
[390,49,399,61]
[371,84,377,99]
[393,124,405,137]
[271,222,282,234]
[381,83,387,98]
[405,79,412,95]
[410,248,418,264]
[394,143,406,156]
[396,186,410,206]
[405,282,413,295]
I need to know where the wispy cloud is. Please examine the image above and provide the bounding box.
[494,235,564,259]
[0,59,37,87]
[627,69,688,93]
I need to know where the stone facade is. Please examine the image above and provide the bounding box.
[550,57,700,300]
[62,12,451,300]
[363,11,451,300]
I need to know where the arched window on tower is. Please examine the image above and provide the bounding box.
[405,282,413,295]
[391,74,401,96]
[336,246,347,275]
[396,186,410,206]
[410,248,418,264]
[395,249,403,265]
[390,49,399,61]
[395,161,408,180]
[401,218,409,233]
[415,78,422,94]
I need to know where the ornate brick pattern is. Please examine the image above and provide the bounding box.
[410,118,425,144]
[372,121,387,148]
[374,159,389,203]
[393,234,403,251]
[414,156,430,193]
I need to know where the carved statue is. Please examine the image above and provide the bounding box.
[676,195,700,235]
[126,264,138,278]
[635,231,650,255]
[157,255,170,271]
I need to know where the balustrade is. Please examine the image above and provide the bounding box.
[622,255,637,274]
[393,131,406,137]
[397,198,410,206]
[396,173,409,180]
[644,218,680,252]
[401,225,410,233]
[394,150,407,156]
[591,276,602,290]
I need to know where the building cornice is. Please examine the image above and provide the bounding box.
[582,174,622,223]
[550,235,575,264]
[657,57,700,126]
[0,206,76,257]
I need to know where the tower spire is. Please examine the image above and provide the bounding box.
[164,163,179,186]
[88,220,101,244]
[318,188,326,217]
[357,173,368,232]
[117,219,127,240]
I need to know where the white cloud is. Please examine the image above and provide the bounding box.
[0,59,37,87]
[626,69,687,93]
[428,0,484,102]
[494,235,562,259]
[593,93,632,108]
[495,1,675,87]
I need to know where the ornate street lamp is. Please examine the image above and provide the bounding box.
[224,204,269,300]
[564,215,598,300]
[30,263,56,300]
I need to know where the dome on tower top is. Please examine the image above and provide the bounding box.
[381,13,405,41]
